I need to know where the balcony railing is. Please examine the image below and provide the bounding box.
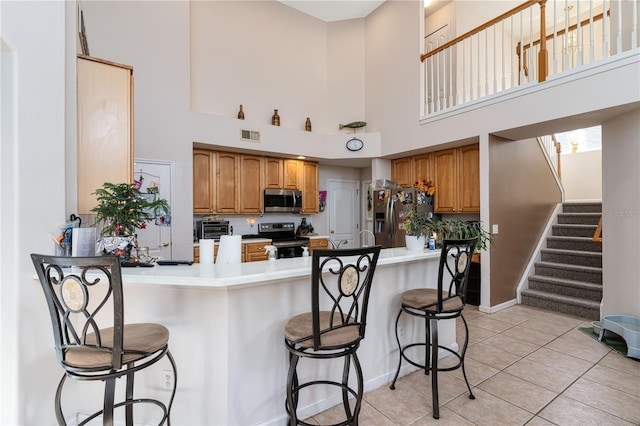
[421,0,638,116]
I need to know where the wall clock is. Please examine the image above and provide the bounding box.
[346,137,364,152]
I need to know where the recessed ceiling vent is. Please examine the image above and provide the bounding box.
[240,129,261,142]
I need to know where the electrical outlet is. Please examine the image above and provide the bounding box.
[398,326,405,339]
[162,369,174,390]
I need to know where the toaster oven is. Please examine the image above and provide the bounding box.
[196,220,230,241]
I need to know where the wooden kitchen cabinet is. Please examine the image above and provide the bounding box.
[193,245,219,263]
[244,242,269,262]
[264,157,284,189]
[300,161,319,213]
[434,144,479,213]
[240,154,264,213]
[309,238,328,255]
[283,159,300,190]
[413,153,434,185]
[216,152,240,214]
[391,157,413,187]
[77,55,133,214]
[193,149,215,213]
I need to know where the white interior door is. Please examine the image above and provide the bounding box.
[328,179,359,248]
[133,159,174,260]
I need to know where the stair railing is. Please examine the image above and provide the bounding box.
[421,0,637,117]
[539,134,562,181]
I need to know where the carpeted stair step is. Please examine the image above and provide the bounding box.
[521,289,600,320]
[557,212,601,225]
[546,236,602,253]
[528,275,602,301]
[540,248,602,268]
[562,202,602,214]
[535,261,602,284]
[552,224,598,238]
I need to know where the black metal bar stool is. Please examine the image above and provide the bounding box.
[284,246,381,426]
[31,254,177,425]
[389,238,477,419]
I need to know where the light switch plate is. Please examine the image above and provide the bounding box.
[492,224,499,234]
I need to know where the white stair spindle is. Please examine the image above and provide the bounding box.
[633,0,638,49]
[617,0,622,54]
[589,0,595,63]
[577,0,583,66]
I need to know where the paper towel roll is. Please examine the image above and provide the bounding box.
[216,235,242,264]
[199,239,215,264]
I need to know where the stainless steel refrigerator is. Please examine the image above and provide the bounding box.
[372,187,437,248]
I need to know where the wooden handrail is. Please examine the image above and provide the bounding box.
[421,0,539,62]
[593,217,602,243]
[552,134,561,181]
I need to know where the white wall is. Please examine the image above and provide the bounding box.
[561,150,603,201]
[601,110,640,318]
[0,1,70,424]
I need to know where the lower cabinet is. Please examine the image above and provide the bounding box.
[244,242,269,262]
[193,245,219,263]
[309,238,328,255]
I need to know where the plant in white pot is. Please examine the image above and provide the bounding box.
[91,182,169,259]
[428,218,493,252]
[401,209,432,250]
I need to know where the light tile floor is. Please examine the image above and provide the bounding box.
[304,304,640,425]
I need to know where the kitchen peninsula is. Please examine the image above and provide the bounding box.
[112,248,457,425]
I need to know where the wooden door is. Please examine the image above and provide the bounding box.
[264,157,283,189]
[193,149,214,213]
[77,55,133,214]
[240,154,263,213]
[283,159,300,189]
[216,152,239,213]
[434,148,457,213]
[391,157,413,187]
[457,144,480,213]
[300,161,319,213]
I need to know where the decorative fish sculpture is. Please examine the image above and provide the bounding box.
[339,121,367,130]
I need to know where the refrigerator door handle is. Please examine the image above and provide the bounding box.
[389,197,395,245]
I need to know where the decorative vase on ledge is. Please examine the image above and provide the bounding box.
[405,235,426,251]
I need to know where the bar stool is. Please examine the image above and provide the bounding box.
[389,238,477,419]
[284,246,381,426]
[31,254,177,425]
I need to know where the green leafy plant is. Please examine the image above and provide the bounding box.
[401,209,432,236]
[428,218,493,251]
[91,182,169,237]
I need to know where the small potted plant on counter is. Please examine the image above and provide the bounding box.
[401,209,432,250]
[91,182,169,259]
[428,218,493,252]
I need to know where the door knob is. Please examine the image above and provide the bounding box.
[161,241,170,247]
[330,230,335,234]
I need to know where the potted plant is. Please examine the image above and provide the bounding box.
[428,218,493,252]
[401,209,432,250]
[91,182,169,258]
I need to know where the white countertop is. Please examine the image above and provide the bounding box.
[122,247,441,289]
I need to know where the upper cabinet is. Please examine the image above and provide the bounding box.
[77,55,133,214]
[193,149,215,214]
[194,150,319,215]
[264,157,284,189]
[239,154,264,214]
[300,161,319,214]
[391,157,413,187]
[434,144,479,213]
[283,159,300,190]
[391,145,479,214]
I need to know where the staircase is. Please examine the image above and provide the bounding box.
[521,202,602,320]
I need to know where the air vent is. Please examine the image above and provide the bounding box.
[240,129,261,142]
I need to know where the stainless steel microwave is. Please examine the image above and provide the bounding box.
[264,189,302,213]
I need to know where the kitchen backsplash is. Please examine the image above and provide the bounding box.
[193,214,318,240]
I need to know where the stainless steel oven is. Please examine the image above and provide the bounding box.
[255,222,309,258]
[196,220,229,241]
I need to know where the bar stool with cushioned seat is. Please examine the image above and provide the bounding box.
[284,246,381,426]
[389,238,477,419]
[31,254,177,426]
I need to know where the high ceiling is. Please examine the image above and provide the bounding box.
[278,0,386,22]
